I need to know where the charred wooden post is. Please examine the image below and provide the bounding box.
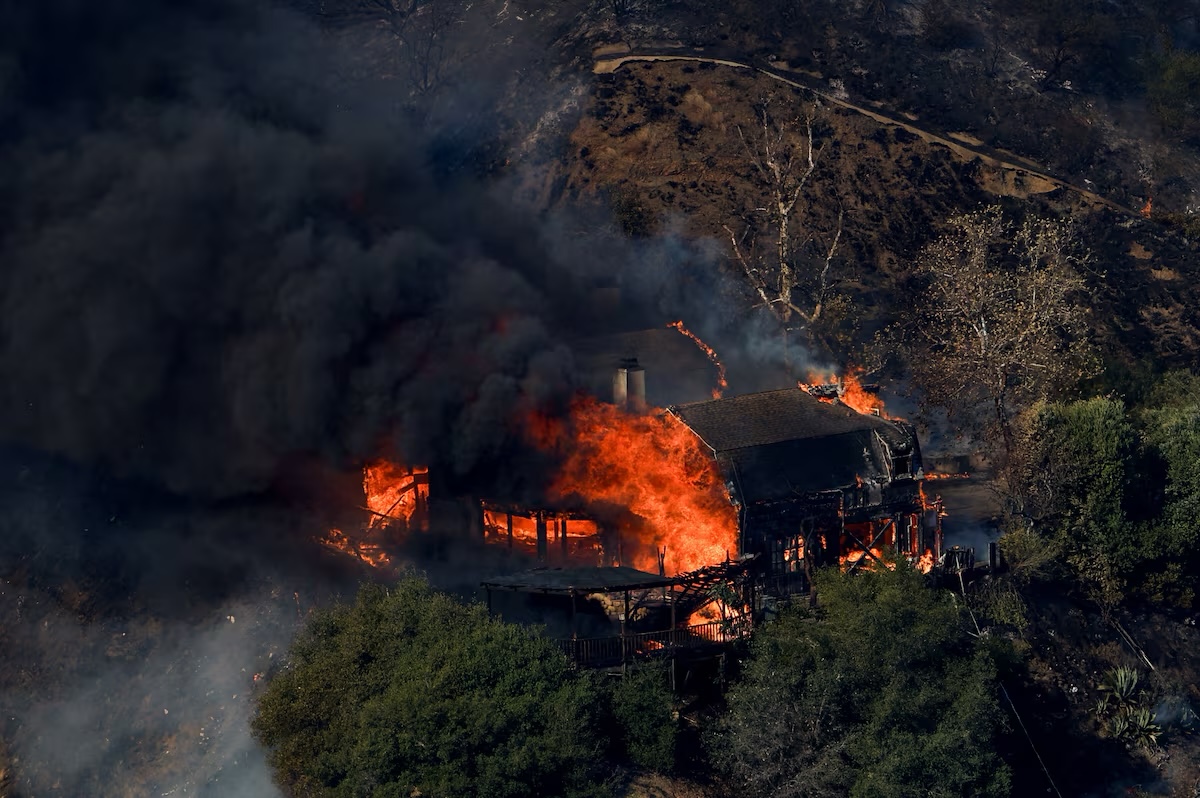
[536,513,548,561]
[569,589,578,638]
[622,588,631,671]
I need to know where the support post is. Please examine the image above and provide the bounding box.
[570,589,578,639]
[536,513,548,561]
[622,589,631,669]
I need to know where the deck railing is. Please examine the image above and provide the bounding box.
[556,618,751,667]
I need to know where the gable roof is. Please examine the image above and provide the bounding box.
[669,388,919,503]
[670,388,912,453]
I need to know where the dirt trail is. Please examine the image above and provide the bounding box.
[594,50,1139,217]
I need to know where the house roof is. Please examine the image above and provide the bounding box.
[669,388,912,453]
[669,388,919,503]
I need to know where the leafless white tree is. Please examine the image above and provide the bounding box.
[723,98,844,335]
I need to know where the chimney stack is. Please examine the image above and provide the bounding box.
[613,357,646,412]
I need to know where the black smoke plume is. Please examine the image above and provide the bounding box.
[0,2,750,793]
[0,0,604,501]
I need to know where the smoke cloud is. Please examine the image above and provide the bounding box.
[0,0,604,500]
[0,1,762,793]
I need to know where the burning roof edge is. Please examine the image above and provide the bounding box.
[668,387,913,454]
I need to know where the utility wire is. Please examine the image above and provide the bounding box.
[958,570,1065,798]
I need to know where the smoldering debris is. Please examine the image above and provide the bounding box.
[0,445,361,796]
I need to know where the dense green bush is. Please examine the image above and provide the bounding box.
[708,565,1012,798]
[608,664,678,773]
[1013,372,1200,608]
[252,578,610,798]
[1147,49,1200,135]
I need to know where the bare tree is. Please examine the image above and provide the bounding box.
[399,0,460,97]
[319,0,461,98]
[893,206,1095,458]
[602,0,635,20]
[724,98,844,342]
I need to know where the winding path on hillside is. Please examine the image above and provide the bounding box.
[593,48,1140,217]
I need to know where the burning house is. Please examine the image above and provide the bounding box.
[469,373,942,668]
[318,342,943,667]
[669,384,942,596]
[324,332,942,595]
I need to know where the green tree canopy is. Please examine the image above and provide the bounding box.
[1147,49,1200,135]
[1012,372,1200,608]
[252,578,609,798]
[707,565,1012,798]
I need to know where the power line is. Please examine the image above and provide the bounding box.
[958,570,1065,798]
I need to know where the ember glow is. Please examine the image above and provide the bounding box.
[840,547,893,570]
[317,460,429,568]
[529,397,738,575]
[481,508,602,560]
[668,320,728,399]
[798,367,887,417]
[319,527,393,568]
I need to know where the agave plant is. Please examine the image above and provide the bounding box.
[1106,712,1130,739]
[1097,666,1141,715]
[1125,707,1162,749]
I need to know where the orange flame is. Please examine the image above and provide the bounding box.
[530,397,737,575]
[668,320,728,399]
[916,549,935,573]
[919,481,944,516]
[686,598,749,639]
[798,367,887,417]
[923,472,969,481]
[363,461,429,528]
[319,527,393,568]
[318,459,429,568]
[839,547,894,570]
[1141,196,1152,218]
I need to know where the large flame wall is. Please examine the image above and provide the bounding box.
[529,397,738,575]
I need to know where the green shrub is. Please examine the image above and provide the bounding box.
[708,565,1012,797]
[253,578,610,798]
[609,665,678,773]
[1147,49,1200,135]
